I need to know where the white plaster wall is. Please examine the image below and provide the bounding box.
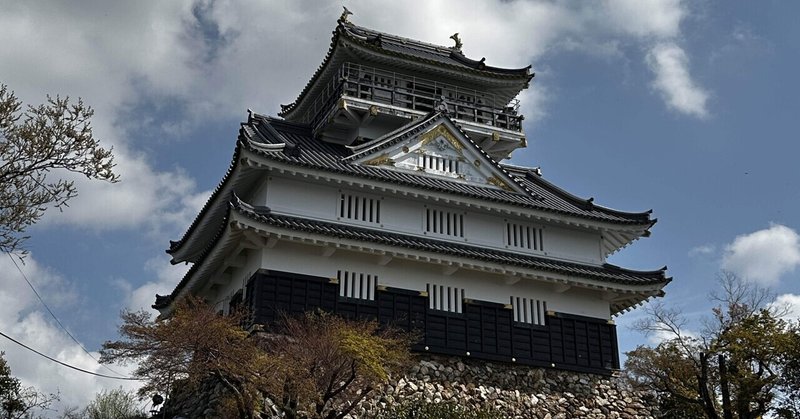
[467,212,505,247]
[265,177,339,220]
[255,243,611,319]
[262,177,604,265]
[539,225,602,264]
[210,249,264,314]
[252,180,270,206]
[380,195,420,231]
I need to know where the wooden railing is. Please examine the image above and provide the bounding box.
[304,63,522,132]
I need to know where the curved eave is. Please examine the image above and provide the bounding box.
[166,120,284,263]
[520,168,655,226]
[344,22,532,76]
[280,22,533,121]
[246,142,654,229]
[235,205,669,288]
[166,141,243,263]
[154,205,241,317]
[341,25,532,79]
[157,197,670,315]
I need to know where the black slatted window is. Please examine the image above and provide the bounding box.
[505,222,544,251]
[425,208,464,238]
[427,283,463,313]
[337,270,376,301]
[338,192,381,224]
[511,296,547,326]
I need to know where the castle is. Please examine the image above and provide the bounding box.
[156,12,670,376]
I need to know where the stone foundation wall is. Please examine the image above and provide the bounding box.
[164,356,658,418]
[357,355,658,419]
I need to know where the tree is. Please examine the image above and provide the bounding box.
[100,298,412,419]
[0,352,59,419]
[260,312,412,419]
[0,83,118,255]
[81,388,147,419]
[625,271,800,419]
[100,298,267,419]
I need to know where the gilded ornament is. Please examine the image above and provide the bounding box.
[492,132,501,142]
[363,154,394,167]
[487,176,513,191]
[420,124,463,153]
[369,105,379,116]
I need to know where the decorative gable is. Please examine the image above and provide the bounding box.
[350,116,522,193]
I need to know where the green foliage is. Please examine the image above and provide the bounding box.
[625,343,707,418]
[263,311,413,419]
[101,302,413,419]
[625,272,800,419]
[0,83,118,254]
[81,388,147,419]
[0,352,59,419]
[101,297,267,418]
[376,399,503,419]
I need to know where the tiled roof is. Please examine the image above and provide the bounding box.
[234,201,669,287]
[247,115,653,224]
[343,24,532,76]
[167,114,654,257]
[156,196,669,311]
[280,21,533,118]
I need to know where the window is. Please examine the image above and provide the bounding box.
[505,222,544,251]
[511,296,547,326]
[427,283,464,313]
[338,192,381,224]
[425,207,464,237]
[420,154,460,175]
[337,270,376,301]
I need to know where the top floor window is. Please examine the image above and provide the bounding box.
[338,192,381,225]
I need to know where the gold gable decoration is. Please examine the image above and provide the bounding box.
[364,153,394,167]
[420,124,463,153]
[487,176,513,191]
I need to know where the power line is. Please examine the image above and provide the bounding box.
[0,330,140,381]
[5,251,126,377]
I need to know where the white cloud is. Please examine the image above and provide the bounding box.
[603,0,686,39]
[689,244,716,258]
[1,0,702,151]
[0,1,707,413]
[122,255,192,316]
[771,294,800,321]
[721,224,800,285]
[0,253,141,416]
[646,42,710,118]
[646,327,700,346]
[38,148,202,234]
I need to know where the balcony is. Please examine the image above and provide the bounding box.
[305,63,523,134]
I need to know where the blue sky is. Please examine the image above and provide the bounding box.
[1,0,798,413]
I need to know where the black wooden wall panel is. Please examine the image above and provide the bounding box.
[244,269,620,375]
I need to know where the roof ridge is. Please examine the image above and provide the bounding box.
[234,208,670,285]
[280,21,533,119]
[345,111,442,159]
[523,170,653,222]
[344,22,455,55]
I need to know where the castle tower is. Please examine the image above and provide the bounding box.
[156,15,669,375]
